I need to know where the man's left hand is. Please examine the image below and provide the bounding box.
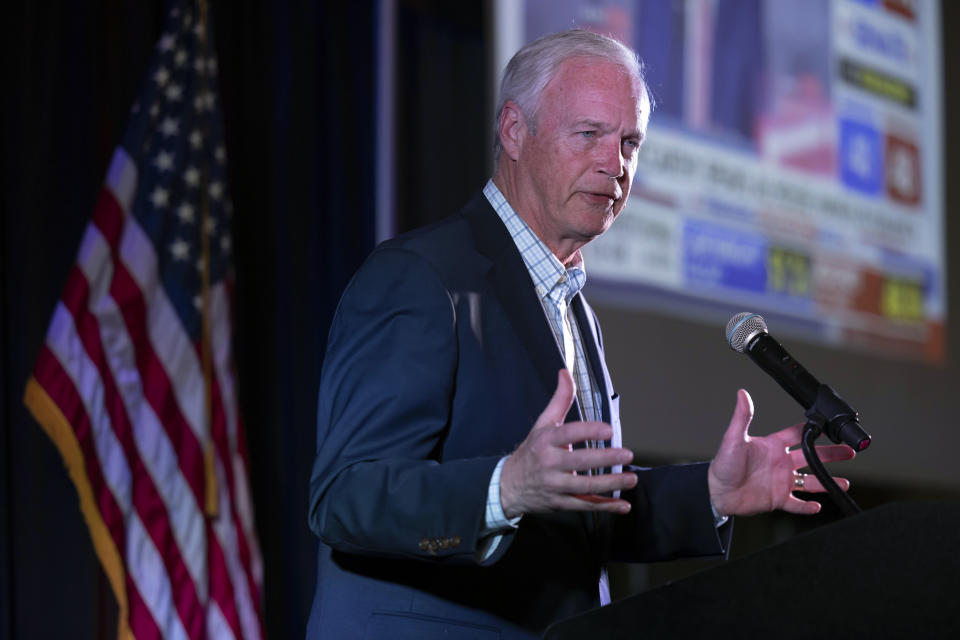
[707,389,856,517]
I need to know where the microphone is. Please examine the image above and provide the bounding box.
[725,312,871,451]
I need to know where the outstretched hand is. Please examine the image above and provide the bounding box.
[499,370,638,519]
[707,389,856,517]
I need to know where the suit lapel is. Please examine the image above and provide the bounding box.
[460,195,580,423]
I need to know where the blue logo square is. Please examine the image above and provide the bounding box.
[839,118,883,195]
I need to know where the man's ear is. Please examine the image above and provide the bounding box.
[497,101,526,161]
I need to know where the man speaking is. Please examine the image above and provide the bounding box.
[306,29,854,639]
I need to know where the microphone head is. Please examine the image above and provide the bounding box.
[726,312,768,353]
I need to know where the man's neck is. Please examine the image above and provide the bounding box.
[490,171,586,267]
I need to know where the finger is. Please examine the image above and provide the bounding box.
[560,446,634,473]
[552,469,638,496]
[789,444,856,468]
[815,444,856,462]
[791,474,851,493]
[569,494,620,504]
[549,421,614,447]
[533,369,576,430]
[555,494,633,514]
[569,494,631,513]
[780,495,822,515]
[719,389,754,447]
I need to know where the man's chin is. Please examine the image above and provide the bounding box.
[573,227,612,249]
[581,210,617,237]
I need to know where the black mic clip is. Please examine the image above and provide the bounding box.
[800,384,869,516]
[803,384,871,452]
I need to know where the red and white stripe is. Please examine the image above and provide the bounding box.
[35,146,263,639]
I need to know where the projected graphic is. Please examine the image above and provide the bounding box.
[510,0,944,362]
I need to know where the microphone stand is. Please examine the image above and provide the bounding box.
[800,385,863,517]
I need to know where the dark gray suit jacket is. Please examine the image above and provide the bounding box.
[306,193,730,639]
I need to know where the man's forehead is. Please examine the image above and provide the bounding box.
[549,57,648,124]
[554,57,645,98]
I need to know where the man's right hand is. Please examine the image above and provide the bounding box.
[499,369,638,519]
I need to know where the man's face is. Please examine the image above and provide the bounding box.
[516,57,647,256]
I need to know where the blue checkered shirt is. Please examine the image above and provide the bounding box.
[479,180,605,544]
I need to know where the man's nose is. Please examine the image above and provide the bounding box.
[597,138,624,179]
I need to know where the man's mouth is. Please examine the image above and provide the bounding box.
[582,191,620,203]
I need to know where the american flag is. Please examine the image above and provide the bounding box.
[23,1,264,638]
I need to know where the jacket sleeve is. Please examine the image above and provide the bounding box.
[308,247,504,564]
[606,462,732,563]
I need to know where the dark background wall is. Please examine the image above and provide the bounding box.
[1,1,956,638]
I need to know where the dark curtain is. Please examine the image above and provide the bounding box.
[394,1,488,231]
[216,2,380,637]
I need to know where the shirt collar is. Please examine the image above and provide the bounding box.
[482,180,586,303]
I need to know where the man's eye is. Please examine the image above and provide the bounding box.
[580,131,596,138]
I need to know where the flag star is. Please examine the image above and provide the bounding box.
[165,83,183,101]
[194,57,207,75]
[184,167,200,187]
[160,117,179,137]
[177,203,195,223]
[214,145,226,162]
[208,181,224,200]
[204,216,218,233]
[174,49,188,67]
[158,33,176,53]
[207,58,218,74]
[194,22,206,39]
[194,91,215,112]
[153,67,170,86]
[153,151,174,172]
[221,235,232,253]
[196,257,207,274]
[150,187,170,209]
[193,294,203,310]
[189,130,203,149]
[150,103,161,118]
[169,238,190,261]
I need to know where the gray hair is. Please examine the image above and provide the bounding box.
[493,28,652,163]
